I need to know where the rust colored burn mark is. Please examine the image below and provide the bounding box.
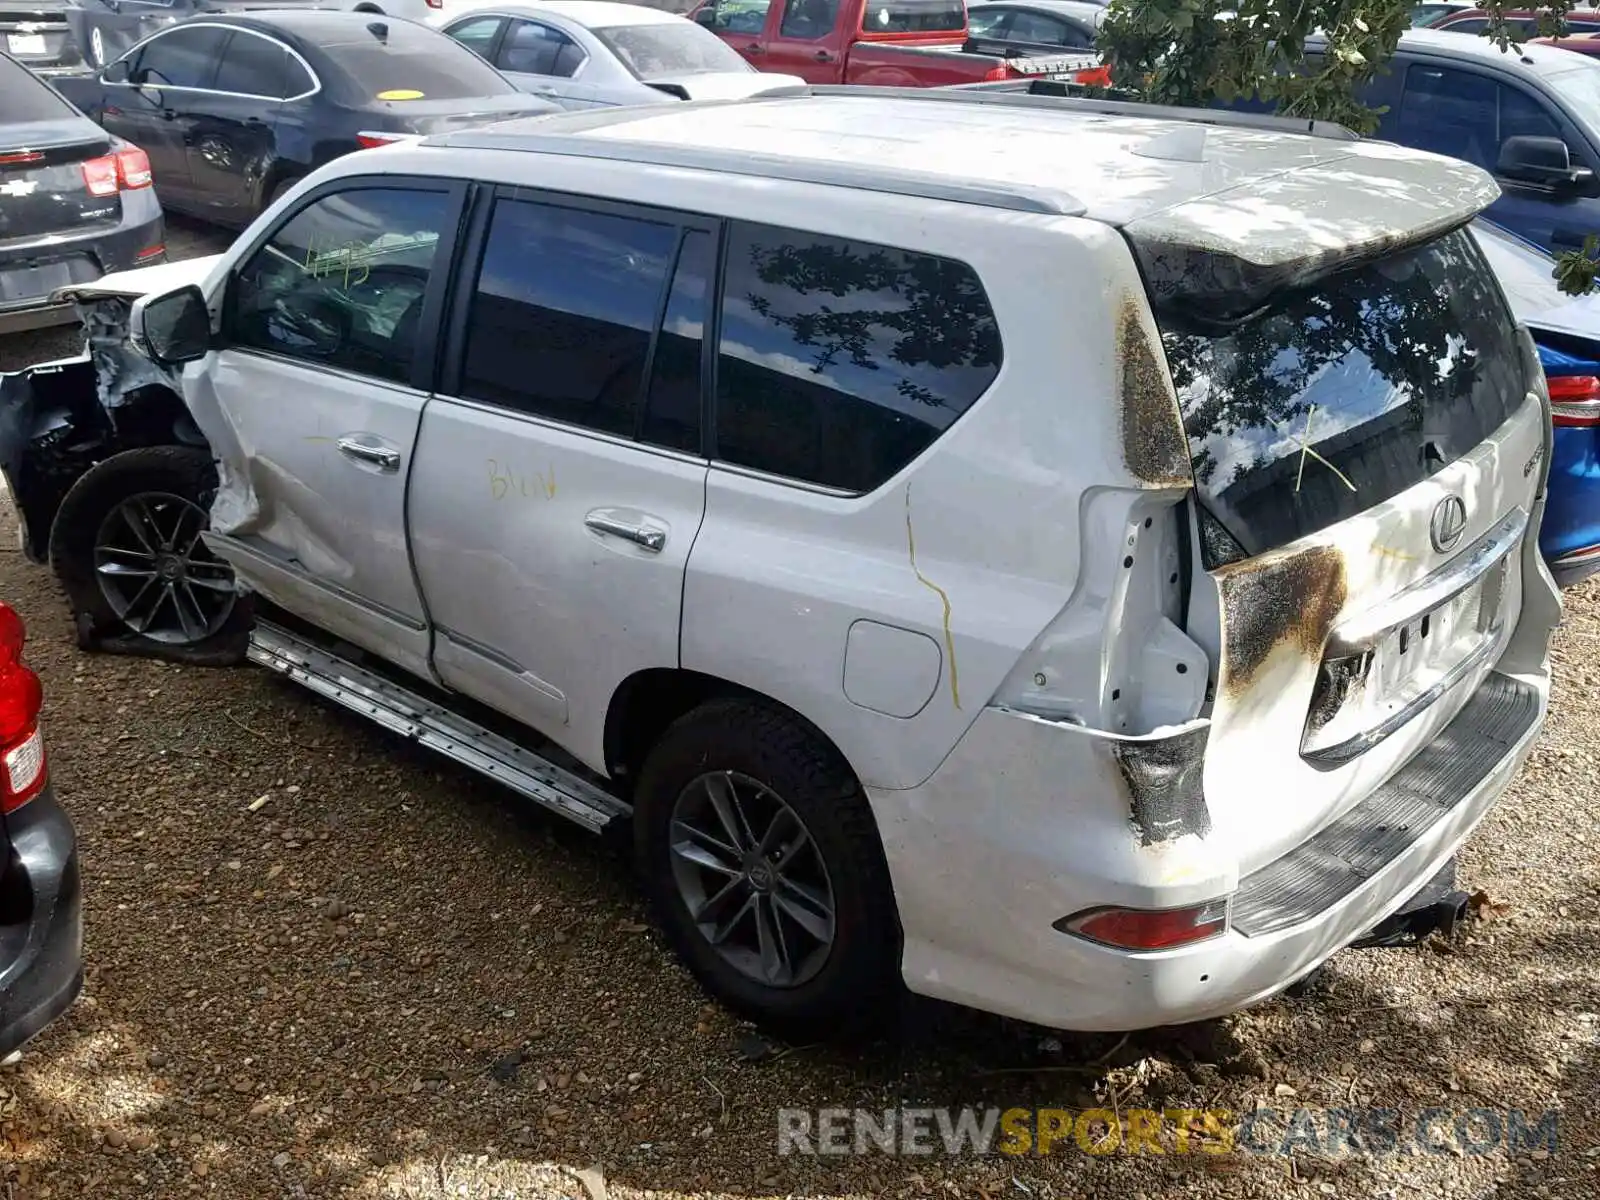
[1118,296,1192,489]
[1215,543,1348,698]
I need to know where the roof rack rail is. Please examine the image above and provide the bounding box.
[428,126,1087,217]
[805,81,1360,142]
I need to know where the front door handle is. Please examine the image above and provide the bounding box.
[336,436,401,472]
[813,50,835,62]
[584,512,665,552]
[745,43,764,54]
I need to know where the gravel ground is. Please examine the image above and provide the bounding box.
[2,221,1599,1199]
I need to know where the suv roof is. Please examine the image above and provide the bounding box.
[424,89,1496,267]
[1367,26,1592,72]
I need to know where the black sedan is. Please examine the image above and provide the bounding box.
[54,12,559,228]
[1,48,163,331]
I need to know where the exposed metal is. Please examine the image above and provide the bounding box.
[247,621,630,832]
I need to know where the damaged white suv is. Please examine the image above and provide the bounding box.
[0,87,1562,1034]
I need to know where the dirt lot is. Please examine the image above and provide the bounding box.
[2,220,1599,1199]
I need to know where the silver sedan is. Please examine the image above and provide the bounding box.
[440,1,805,109]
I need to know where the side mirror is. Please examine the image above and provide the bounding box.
[693,8,718,26]
[130,285,211,367]
[1498,135,1595,190]
[101,59,129,84]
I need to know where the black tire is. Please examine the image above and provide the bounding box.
[49,446,252,666]
[633,697,902,1038]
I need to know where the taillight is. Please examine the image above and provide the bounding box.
[1055,900,1228,951]
[79,144,153,197]
[984,64,1012,81]
[426,0,442,7]
[0,604,46,815]
[357,132,404,149]
[1549,375,1600,426]
[1074,64,1113,87]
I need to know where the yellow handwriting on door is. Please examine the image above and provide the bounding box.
[487,459,557,501]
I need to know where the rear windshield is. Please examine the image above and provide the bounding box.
[860,0,966,33]
[0,54,74,123]
[593,23,748,76]
[319,23,514,101]
[1161,228,1526,563]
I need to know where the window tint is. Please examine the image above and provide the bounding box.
[861,0,965,32]
[227,188,452,385]
[779,0,839,38]
[1162,229,1524,562]
[131,26,230,89]
[460,199,678,437]
[642,230,713,453]
[212,31,290,98]
[0,52,75,120]
[282,55,314,98]
[715,222,1002,492]
[447,16,505,61]
[499,21,586,77]
[1395,66,1497,168]
[1501,85,1563,142]
[701,0,771,33]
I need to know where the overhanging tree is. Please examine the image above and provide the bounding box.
[1095,0,1599,292]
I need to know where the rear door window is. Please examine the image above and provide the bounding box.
[1162,228,1525,562]
[458,197,680,438]
[498,20,587,78]
[212,31,291,99]
[714,221,1001,492]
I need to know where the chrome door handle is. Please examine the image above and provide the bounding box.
[584,513,665,552]
[337,437,400,472]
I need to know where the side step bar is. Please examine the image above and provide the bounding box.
[247,621,631,833]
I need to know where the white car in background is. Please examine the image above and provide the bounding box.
[437,1,803,107]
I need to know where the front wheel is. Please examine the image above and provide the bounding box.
[49,446,251,665]
[633,698,902,1038]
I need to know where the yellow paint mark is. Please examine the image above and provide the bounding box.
[539,465,556,498]
[1373,544,1419,563]
[1291,405,1358,494]
[905,486,960,711]
[377,89,424,101]
[488,457,509,501]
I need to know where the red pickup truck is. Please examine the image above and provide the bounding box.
[689,0,1106,87]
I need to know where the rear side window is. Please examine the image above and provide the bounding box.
[498,20,586,78]
[715,221,1001,492]
[0,53,75,121]
[1163,228,1525,563]
[459,198,681,440]
[320,20,514,101]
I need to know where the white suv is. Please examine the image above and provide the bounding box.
[8,87,1562,1035]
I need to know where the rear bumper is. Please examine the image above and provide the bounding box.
[868,669,1548,1032]
[0,783,83,1058]
[0,187,164,332]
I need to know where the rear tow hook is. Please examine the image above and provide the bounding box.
[1349,858,1473,949]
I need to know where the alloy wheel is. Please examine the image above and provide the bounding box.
[668,770,837,988]
[93,491,236,644]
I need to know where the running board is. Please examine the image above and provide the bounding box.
[247,621,630,833]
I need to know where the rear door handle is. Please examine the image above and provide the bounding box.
[584,511,666,552]
[336,436,401,473]
[813,50,835,62]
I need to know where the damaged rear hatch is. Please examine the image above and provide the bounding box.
[1123,138,1557,908]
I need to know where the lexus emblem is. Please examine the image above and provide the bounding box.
[1430,495,1469,554]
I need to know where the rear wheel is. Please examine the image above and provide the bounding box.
[632,698,901,1038]
[49,446,251,665]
